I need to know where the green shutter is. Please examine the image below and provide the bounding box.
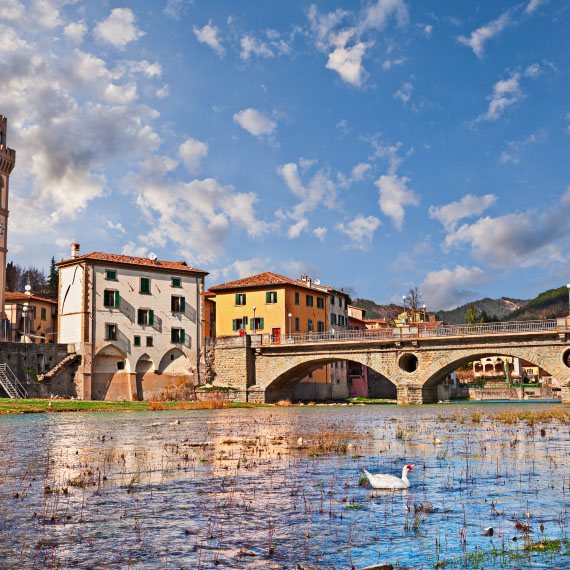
[266,292,270,303]
[137,309,143,325]
[149,310,154,325]
[180,329,185,343]
[259,317,264,330]
[232,319,237,331]
[114,291,120,308]
[171,328,176,342]
[250,319,254,331]
[180,297,185,312]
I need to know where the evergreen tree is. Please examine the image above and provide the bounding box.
[465,304,481,324]
[46,257,58,300]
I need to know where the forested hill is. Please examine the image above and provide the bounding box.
[435,297,526,324]
[505,286,568,321]
[352,299,402,320]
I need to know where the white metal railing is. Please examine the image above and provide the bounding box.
[255,319,562,346]
[0,363,27,398]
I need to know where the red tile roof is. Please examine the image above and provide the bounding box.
[57,252,208,275]
[5,292,57,305]
[209,271,317,292]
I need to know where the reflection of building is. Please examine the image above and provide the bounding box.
[0,116,16,331]
[209,272,332,400]
[57,244,207,401]
[347,305,368,397]
[325,286,351,398]
[4,292,57,343]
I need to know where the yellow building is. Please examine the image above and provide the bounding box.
[4,292,57,343]
[208,272,332,398]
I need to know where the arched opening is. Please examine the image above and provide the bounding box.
[92,345,130,401]
[399,353,418,373]
[149,348,195,400]
[263,357,397,403]
[423,351,558,402]
[135,354,154,401]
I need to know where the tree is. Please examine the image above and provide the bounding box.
[46,257,58,300]
[465,304,485,324]
[20,267,47,295]
[5,261,21,292]
[405,286,423,312]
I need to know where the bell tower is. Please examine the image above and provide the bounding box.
[0,115,16,326]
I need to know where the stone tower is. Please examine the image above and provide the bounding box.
[0,115,16,328]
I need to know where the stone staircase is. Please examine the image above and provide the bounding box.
[37,353,81,383]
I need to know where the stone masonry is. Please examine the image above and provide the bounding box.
[213,328,570,404]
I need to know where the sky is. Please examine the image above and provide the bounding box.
[1,0,569,311]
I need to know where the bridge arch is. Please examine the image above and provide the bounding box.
[256,354,398,403]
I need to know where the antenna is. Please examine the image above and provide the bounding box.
[148,252,158,261]
[313,279,321,286]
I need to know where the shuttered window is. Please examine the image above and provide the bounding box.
[266,291,277,303]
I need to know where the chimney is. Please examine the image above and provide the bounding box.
[71,243,80,258]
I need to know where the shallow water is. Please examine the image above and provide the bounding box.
[0,403,569,569]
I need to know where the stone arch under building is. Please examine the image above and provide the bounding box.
[135,353,155,401]
[92,344,131,401]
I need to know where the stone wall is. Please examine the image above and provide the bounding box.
[0,342,80,398]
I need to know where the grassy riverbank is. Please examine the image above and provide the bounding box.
[0,398,265,414]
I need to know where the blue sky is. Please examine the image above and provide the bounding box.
[1,0,569,310]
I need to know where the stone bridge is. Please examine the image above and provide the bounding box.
[212,319,570,404]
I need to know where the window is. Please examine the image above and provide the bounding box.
[137,308,154,326]
[308,319,314,332]
[331,314,337,325]
[235,293,246,306]
[146,336,153,347]
[117,361,125,370]
[317,321,325,333]
[266,291,277,304]
[250,317,264,331]
[134,335,141,347]
[171,277,182,288]
[171,295,186,313]
[294,291,300,305]
[232,317,248,331]
[105,324,117,341]
[339,298,343,308]
[317,297,324,309]
[41,307,47,321]
[295,317,300,332]
[105,269,117,281]
[338,315,345,326]
[140,277,151,294]
[306,295,314,307]
[330,296,335,305]
[104,290,120,308]
[171,328,185,344]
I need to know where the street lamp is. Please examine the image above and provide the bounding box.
[253,305,257,334]
[422,304,427,322]
[288,312,292,340]
[567,284,570,316]
[402,295,407,324]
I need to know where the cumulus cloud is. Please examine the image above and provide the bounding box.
[308,1,408,87]
[443,188,570,268]
[458,11,511,58]
[394,81,413,104]
[178,137,208,175]
[278,161,337,238]
[375,174,419,230]
[351,162,371,181]
[94,8,144,49]
[64,21,87,44]
[422,266,487,310]
[233,108,276,138]
[477,71,523,121]
[313,226,328,241]
[193,22,224,56]
[3,0,25,21]
[429,194,497,231]
[336,214,381,250]
[121,241,148,257]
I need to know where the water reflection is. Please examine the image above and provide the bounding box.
[0,404,568,569]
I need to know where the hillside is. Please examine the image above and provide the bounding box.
[506,286,568,321]
[352,299,402,320]
[435,297,527,324]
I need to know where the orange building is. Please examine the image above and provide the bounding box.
[4,292,57,343]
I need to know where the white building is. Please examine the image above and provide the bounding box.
[326,286,351,398]
[57,245,207,401]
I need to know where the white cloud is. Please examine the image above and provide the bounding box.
[376,174,419,230]
[121,241,148,257]
[351,162,371,181]
[325,31,371,87]
[164,0,192,20]
[64,21,87,44]
[363,0,409,29]
[394,81,413,104]
[156,85,170,99]
[422,266,487,310]
[525,0,548,15]
[106,220,127,235]
[429,194,497,231]
[3,0,25,20]
[313,226,327,241]
[209,257,272,284]
[443,188,570,268]
[457,11,511,58]
[178,137,208,175]
[94,8,144,49]
[103,82,138,104]
[240,35,273,60]
[382,56,406,70]
[336,214,380,250]
[233,108,276,138]
[524,63,541,78]
[499,133,539,164]
[477,71,522,121]
[193,22,224,56]
[32,0,62,29]
[417,23,433,37]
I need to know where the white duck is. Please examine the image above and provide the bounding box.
[363,464,415,490]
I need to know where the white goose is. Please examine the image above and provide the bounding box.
[363,464,415,490]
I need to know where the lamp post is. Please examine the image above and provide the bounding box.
[402,295,407,324]
[253,306,257,334]
[567,284,570,316]
[422,304,427,322]
[288,312,292,340]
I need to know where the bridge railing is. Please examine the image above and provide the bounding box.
[259,319,562,346]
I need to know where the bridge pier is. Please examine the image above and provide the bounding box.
[397,385,422,405]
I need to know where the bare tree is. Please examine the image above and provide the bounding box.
[405,286,423,312]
